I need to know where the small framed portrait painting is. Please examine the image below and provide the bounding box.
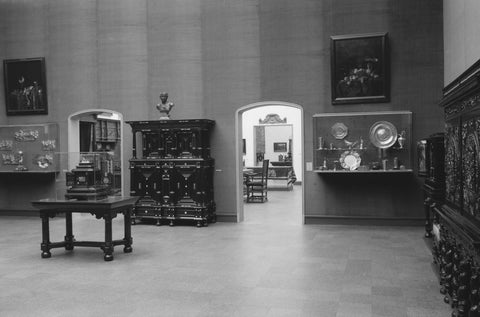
[3,57,48,115]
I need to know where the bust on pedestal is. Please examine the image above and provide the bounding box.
[156,92,174,119]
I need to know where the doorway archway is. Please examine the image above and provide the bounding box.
[235,101,305,223]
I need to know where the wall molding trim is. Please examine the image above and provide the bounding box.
[215,213,237,223]
[305,215,423,226]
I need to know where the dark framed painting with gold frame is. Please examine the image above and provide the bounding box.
[331,32,389,105]
[3,57,48,115]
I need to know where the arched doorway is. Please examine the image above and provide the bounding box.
[68,109,125,196]
[235,101,305,224]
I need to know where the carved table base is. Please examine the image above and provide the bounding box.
[33,196,137,261]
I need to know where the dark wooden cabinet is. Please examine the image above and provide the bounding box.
[431,60,480,316]
[422,133,445,238]
[126,119,215,227]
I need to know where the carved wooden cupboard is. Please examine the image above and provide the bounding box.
[432,60,480,316]
[126,119,216,227]
[421,133,445,238]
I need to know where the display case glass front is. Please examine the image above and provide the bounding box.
[0,123,58,173]
[53,152,118,200]
[313,111,412,173]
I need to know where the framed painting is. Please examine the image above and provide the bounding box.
[331,32,389,105]
[3,57,48,115]
[273,142,287,152]
[417,139,427,177]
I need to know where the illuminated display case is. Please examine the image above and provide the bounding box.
[53,152,118,200]
[313,111,412,173]
[0,123,58,173]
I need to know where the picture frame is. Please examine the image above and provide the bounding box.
[3,57,48,115]
[273,142,287,152]
[330,32,389,105]
[417,139,427,177]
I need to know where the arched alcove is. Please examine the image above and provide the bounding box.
[68,109,125,196]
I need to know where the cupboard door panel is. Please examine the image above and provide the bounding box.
[462,118,480,219]
[445,122,462,209]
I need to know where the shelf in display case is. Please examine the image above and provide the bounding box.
[313,111,412,174]
[315,147,408,151]
[0,170,57,174]
[313,169,413,173]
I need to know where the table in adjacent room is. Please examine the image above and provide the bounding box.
[31,196,138,261]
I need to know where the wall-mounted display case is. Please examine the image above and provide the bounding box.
[0,123,58,173]
[313,111,412,173]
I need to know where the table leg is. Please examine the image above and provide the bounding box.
[103,213,114,261]
[40,212,51,258]
[123,207,133,253]
[64,212,75,250]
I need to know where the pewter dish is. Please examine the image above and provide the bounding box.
[331,122,348,139]
[369,121,398,149]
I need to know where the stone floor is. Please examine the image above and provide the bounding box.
[0,187,451,316]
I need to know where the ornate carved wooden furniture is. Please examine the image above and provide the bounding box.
[246,164,296,190]
[246,159,269,202]
[269,165,296,190]
[421,133,445,238]
[126,119,216,227]
[31,196,138,261]
[432,60,480,316]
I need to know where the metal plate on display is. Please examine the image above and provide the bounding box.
[331,122,349,139]
[339,150,361,170]
[369,121,398,149]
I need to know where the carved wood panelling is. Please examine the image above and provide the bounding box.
[445,94,480,121]
[445,123,462,208]
[462,118,480,219]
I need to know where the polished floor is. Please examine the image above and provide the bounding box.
[0,187,450,316]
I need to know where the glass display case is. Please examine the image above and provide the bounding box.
[313,111,412,173]
[53,152,118,200]
[0,123,58,173]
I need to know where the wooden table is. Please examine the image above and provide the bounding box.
[243,168,256,182]
[31,196,138,261]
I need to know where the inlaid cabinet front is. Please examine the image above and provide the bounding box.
[126,119,215,227]
[431,60,480,316]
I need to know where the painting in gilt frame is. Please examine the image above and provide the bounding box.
[3,57,48,115]
[331,32,389,105]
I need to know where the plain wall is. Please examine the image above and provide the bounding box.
[0,0,444,223]
[443,0,480,86]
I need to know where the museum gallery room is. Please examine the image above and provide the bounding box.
[1,0,479,316]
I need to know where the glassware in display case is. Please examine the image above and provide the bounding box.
[313,111,412,173]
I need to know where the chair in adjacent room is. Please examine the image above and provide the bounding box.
[246,159,269,203]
